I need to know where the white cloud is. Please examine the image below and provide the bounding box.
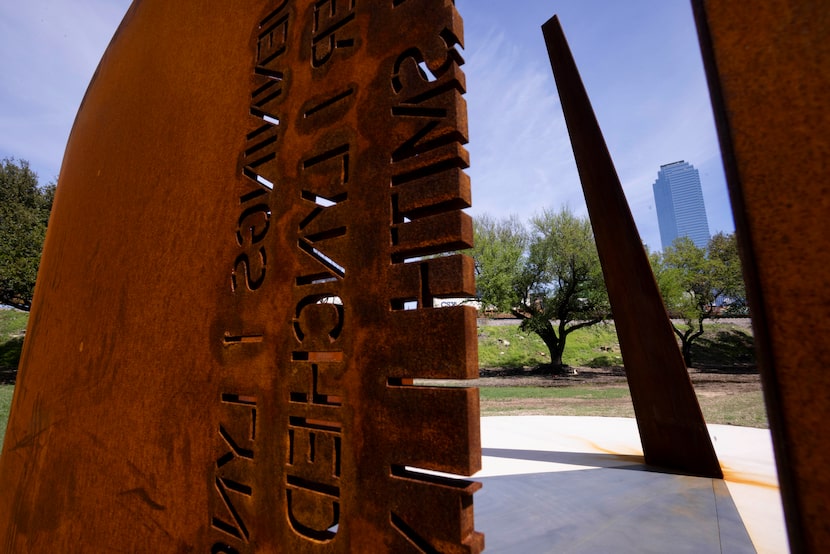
[459,0,733,250]
[0,0,733,249]
[462,26,585,224]
[0,1,131,180]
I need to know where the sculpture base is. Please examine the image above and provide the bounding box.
[475,417,786,553]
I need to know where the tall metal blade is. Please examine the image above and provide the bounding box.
[542,15,721,478]
[0,2,483,551]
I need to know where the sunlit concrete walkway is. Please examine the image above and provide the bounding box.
[475,416,787,553]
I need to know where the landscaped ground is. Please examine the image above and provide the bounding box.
[472,366,766,427]
[0,312,767,449]
[447,317,765,427]
[0,385,11,446]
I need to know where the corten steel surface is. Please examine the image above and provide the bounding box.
[692,1,830,551]
[542,16,722,479]
[0,1,483,552]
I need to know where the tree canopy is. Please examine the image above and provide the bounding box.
[472,208,609,370]
[651,232,746,366]
[0,158,55,311]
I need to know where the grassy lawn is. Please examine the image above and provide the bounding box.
[0,309,27,373]
[478,322,623,369]
[481,386,631,401]
[0,314,764,448]
[479,385,767,428]
[478,320,754,370]
[474,319,765,427]
[0,310,26,449]
[0,385,13,448]
[0,310,28,338]
[0,384,769,448]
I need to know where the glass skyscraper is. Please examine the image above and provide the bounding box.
[653,160,711,250]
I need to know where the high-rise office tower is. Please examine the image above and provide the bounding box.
[653,160,711,250]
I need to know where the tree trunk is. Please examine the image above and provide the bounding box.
[531,319,566,372]
[672,319,706,367]
[681,339,693,367]
[549,341,565,368]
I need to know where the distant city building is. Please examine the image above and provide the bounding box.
[653,160,711,250]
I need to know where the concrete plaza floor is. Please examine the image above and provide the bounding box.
[474,416,788,553]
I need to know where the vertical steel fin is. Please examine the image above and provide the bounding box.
[542,15,722,478]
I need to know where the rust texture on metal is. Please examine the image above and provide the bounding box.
[692,1,830,551]
[541,15,722,478]
[0,1,483,552]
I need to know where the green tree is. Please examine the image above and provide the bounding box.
[708,232,747,314]
[652,233,746,366]
[472,208,609,371]
[0,158,55,311]
[472,214,527,313]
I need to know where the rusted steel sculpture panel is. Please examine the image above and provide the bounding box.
[693,1,829,551]
[542,16,721,478]
[0,1,482,552]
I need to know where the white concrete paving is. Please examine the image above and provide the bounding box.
[475,416,788,553]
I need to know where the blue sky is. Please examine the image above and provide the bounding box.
[0,1,732,252]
